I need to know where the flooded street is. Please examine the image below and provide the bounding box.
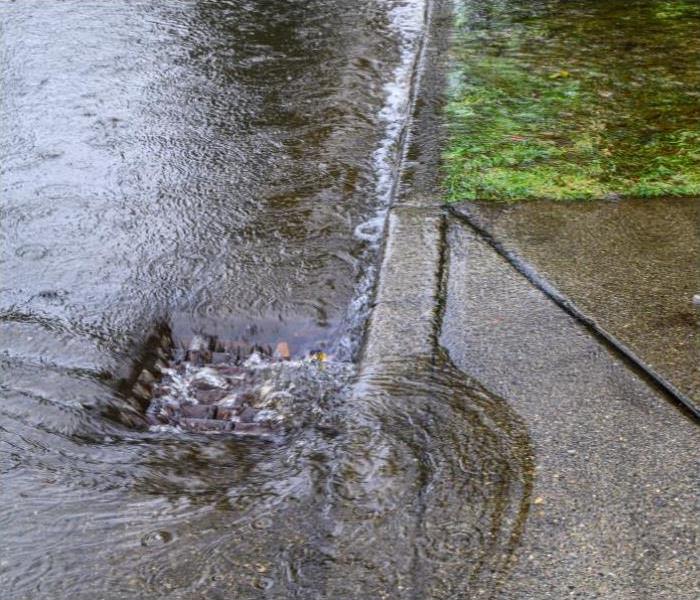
[2,0,423,367]
[0,0,529,597]
[0,1,441,596]
[2,0,698,598]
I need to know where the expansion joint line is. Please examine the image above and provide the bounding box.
[448,205,700,424]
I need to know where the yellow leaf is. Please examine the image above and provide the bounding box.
[549,69,570,79]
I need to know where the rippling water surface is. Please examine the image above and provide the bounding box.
[2,0,419,361]
[1,1,533,597]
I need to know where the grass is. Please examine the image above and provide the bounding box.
[443,0,700,202]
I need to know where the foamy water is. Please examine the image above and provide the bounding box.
[337,0,428,359]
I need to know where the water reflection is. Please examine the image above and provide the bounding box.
[320,358,533,598]
[1,0,406,382]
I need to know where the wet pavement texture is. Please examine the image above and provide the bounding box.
[441,219,700,598]
[355,204,535,597]
[0,0,440,597]
[3,0,699,598]
[453,198,700,410]
[361,206,444,364]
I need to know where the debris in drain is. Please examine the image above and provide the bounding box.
[136,335,336,436]
[309,349,327,362]
[274,341,291,360]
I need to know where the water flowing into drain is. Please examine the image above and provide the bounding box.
[138,357,531,597]
[130,331,355,437]
[116,0,429,438]
[0,1,537,596]
[331,0,426,360]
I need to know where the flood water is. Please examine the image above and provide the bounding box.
[2,0,421,364]
[1,1,531,597]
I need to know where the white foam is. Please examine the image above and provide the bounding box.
[340,0,426,358]
[364,0,425,235]
[353,213,387,243]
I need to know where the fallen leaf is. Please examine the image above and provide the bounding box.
[309,350,327,362]
[274,341,291,360]
[549,69,571,79]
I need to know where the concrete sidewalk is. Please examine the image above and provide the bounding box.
[358,0,699,592]
[361,204,700,599]
[452,198,700,413]
[442,218,699,599]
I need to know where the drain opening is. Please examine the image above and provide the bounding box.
[121,326,337,436]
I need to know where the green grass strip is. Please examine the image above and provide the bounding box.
[444,0,700,201]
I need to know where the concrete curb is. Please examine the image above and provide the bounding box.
[358,0,451,371]
[360,206,444,366]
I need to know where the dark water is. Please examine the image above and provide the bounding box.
[1,0,414,364]
[0,1,533,597]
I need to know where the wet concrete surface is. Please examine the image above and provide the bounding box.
[357,208,536,598]
[441,218,700,598]
[362,206,443,364]
[453,198,700,411]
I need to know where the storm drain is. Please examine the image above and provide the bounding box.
[125,328,349,436]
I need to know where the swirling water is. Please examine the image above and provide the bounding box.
[1,1,532,597]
